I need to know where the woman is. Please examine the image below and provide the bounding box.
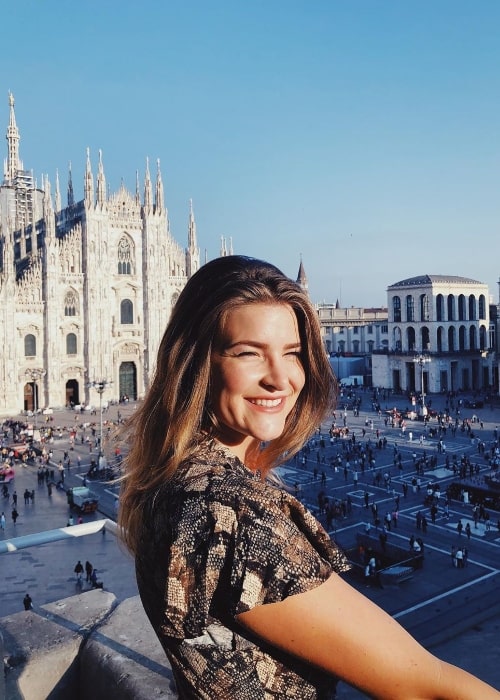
[119,255,499,699]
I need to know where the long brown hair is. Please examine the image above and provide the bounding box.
[118,255,336,553]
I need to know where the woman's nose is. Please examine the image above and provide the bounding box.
[261,357,289,390]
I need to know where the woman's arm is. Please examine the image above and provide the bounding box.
[237,573,500,699]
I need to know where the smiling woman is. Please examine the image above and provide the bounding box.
[118,256,500,700]
[210,303,305,465]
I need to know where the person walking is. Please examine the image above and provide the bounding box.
[0,511,5,530]
[85,560,93,583]
[23,593,33,610]
[74,560,84,581]
[11,507,18,525]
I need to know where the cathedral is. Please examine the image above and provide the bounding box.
[0,93,200,416]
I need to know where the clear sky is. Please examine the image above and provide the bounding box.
[2,0,500,307]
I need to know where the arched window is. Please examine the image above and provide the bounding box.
[406,295,414,322]
[64,290,78,316]
[117,235,134,275]
[420,294,429,322]
[458,326,466,351]
[120,299,134,324]
[66,333,77,355]
[436,294,444,322]
[479,325,487,350]
[407,327,416,352]
[447,295,455,322]
[458,295,466,321]
[393,327,402,351]
[421,326,430,351]
[479,295,486,320]
[437,326,444,353]
[448,326,456,351]
[25,334,36,357]
[468,295,476,321]
[393,296,401,323]
[469,326,477,350]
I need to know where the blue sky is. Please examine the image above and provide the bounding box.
[3,1,500,306]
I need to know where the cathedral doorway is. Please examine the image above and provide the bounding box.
[119,361,137,400]
[66,380,80,407]
[24,382,36,412]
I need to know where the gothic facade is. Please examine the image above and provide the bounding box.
[0,93,200,416]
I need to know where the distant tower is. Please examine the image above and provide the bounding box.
[296,256,308,294]
[4,91,21,183]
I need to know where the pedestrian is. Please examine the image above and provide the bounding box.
[74,560,84,580]
[11,507,18,525]
[465,523,471,540]
[23,593,33,610]
[118,255,500,699]
[85,560,93,583]
[457,519,463,537]
[451,545,457,567]
[0,511,5,530]
[12,490,17,506]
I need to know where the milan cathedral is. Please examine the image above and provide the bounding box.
[0,93,200,416]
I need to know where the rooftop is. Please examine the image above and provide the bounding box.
[388,274,483,289]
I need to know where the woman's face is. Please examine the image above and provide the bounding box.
[210,303,306,465]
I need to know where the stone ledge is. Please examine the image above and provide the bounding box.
[1,591,178,699]
[79,596,177,699]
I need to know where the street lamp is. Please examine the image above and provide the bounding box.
[25,368,46,429]
[88,379,112,459]
[335,347,342,382]
[413,354,431,416]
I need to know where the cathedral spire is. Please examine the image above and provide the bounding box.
[43,174,55,237]
[4,91,22,184]
[31,179,38,254]
[154,158,165,214]
[186,198,199,277]
[144,157,152,213]
[67,161,74,207]
[296,255,308,293]
[54,169,62,212]
[188,199,196,249]
[135,169,140,205]
[84,147,94,206]
[96,148,106,206]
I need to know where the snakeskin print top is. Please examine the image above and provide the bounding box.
[136,438,350,699]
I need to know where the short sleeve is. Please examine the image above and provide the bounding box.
[222,482,340,617]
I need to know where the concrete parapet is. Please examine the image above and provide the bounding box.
[1,591,178,700]
[79,596,177,699]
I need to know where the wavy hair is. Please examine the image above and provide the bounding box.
[118,255,337,553]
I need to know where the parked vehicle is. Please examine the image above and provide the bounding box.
[66,486,98,513]
[464,399,484,409]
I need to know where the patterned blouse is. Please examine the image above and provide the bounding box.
[135,439,350,699]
